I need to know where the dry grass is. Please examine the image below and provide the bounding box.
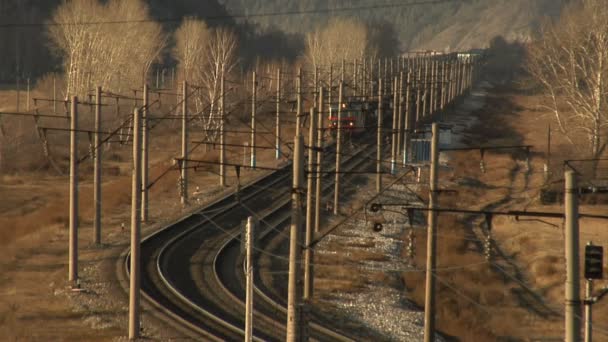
[0,85,297,340]
[399,79,608,341]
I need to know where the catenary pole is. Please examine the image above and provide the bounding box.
[314,87,324,233]
[245,216,254,342]
[94,87,102,245]
[276,68,282,159]
[220,74,226,186]
[141,84,149,222]
[69,96,79,285]
[565,170,581,342]
[424,123,439,342]
[180,81,188,205]
[391,77,398,175]
[333,81,343,215]
[286,135,304,342]
[376,79,383,194]
[304,106,317,301]
[128,107,142,340]
[251,71,257,168]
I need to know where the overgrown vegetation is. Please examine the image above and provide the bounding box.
[526,0,608,163]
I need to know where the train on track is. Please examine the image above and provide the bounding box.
[328,98,389,138]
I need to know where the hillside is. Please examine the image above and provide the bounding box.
[221,0,566,51]
[0,0,566,81]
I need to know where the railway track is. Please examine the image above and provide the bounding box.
[121,137,382,341]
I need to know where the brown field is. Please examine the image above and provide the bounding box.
[401,81,608,341]
[1,71,607,341]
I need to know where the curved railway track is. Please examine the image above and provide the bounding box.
[122,138,382,341]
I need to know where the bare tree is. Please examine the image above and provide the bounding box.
[48,0,166,97]
[174,20,238,142]
[304,18,369,71]
[173,17,210,83]
[527,0,608,161]
[201,27,239,141]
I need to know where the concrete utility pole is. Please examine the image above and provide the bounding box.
[26,78,30,111]
[69,96,79,285]
[424,123,439,342]
[16,76,20,112]
[276,68,282,159]
[181,81,188,205]
[314,66,319,109]
[391,77,398,175]
[251,71,257,168]
[245,216,254,342]
[304,107,317,301]
[328,65,333,120]
[286,135,304,342]
[362,59,367,99]
[397,71,404,158]
[440,59,447,113]
[53,75,57,114]
[220,75,226,186]
[296,68,302,136]
[565,170,581,342]
[129,107,143,340]
[314,87,324,233]
[416,66,422,124]
[421,58,427,118]
[450,59,457,104]
[94,87,102,245]
[584,260,593,342]
[376,79,383,194]
[403,71,411,166]
[141,84,149,222]
[333,81,343,216]
[429,60,435,116]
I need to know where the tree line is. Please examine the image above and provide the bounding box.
[527,0,608,164]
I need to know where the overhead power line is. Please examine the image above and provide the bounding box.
[0,0,458,29]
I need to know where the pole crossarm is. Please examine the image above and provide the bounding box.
[440,145,534,152]
[33,97,111,106]
[370,203,608,220]
[191,141,278,150]
[0,111,69,119]
[176,157,282,172]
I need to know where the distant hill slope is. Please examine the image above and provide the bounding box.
[221,0,566,51]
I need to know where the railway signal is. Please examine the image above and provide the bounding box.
[584,243,603,280]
